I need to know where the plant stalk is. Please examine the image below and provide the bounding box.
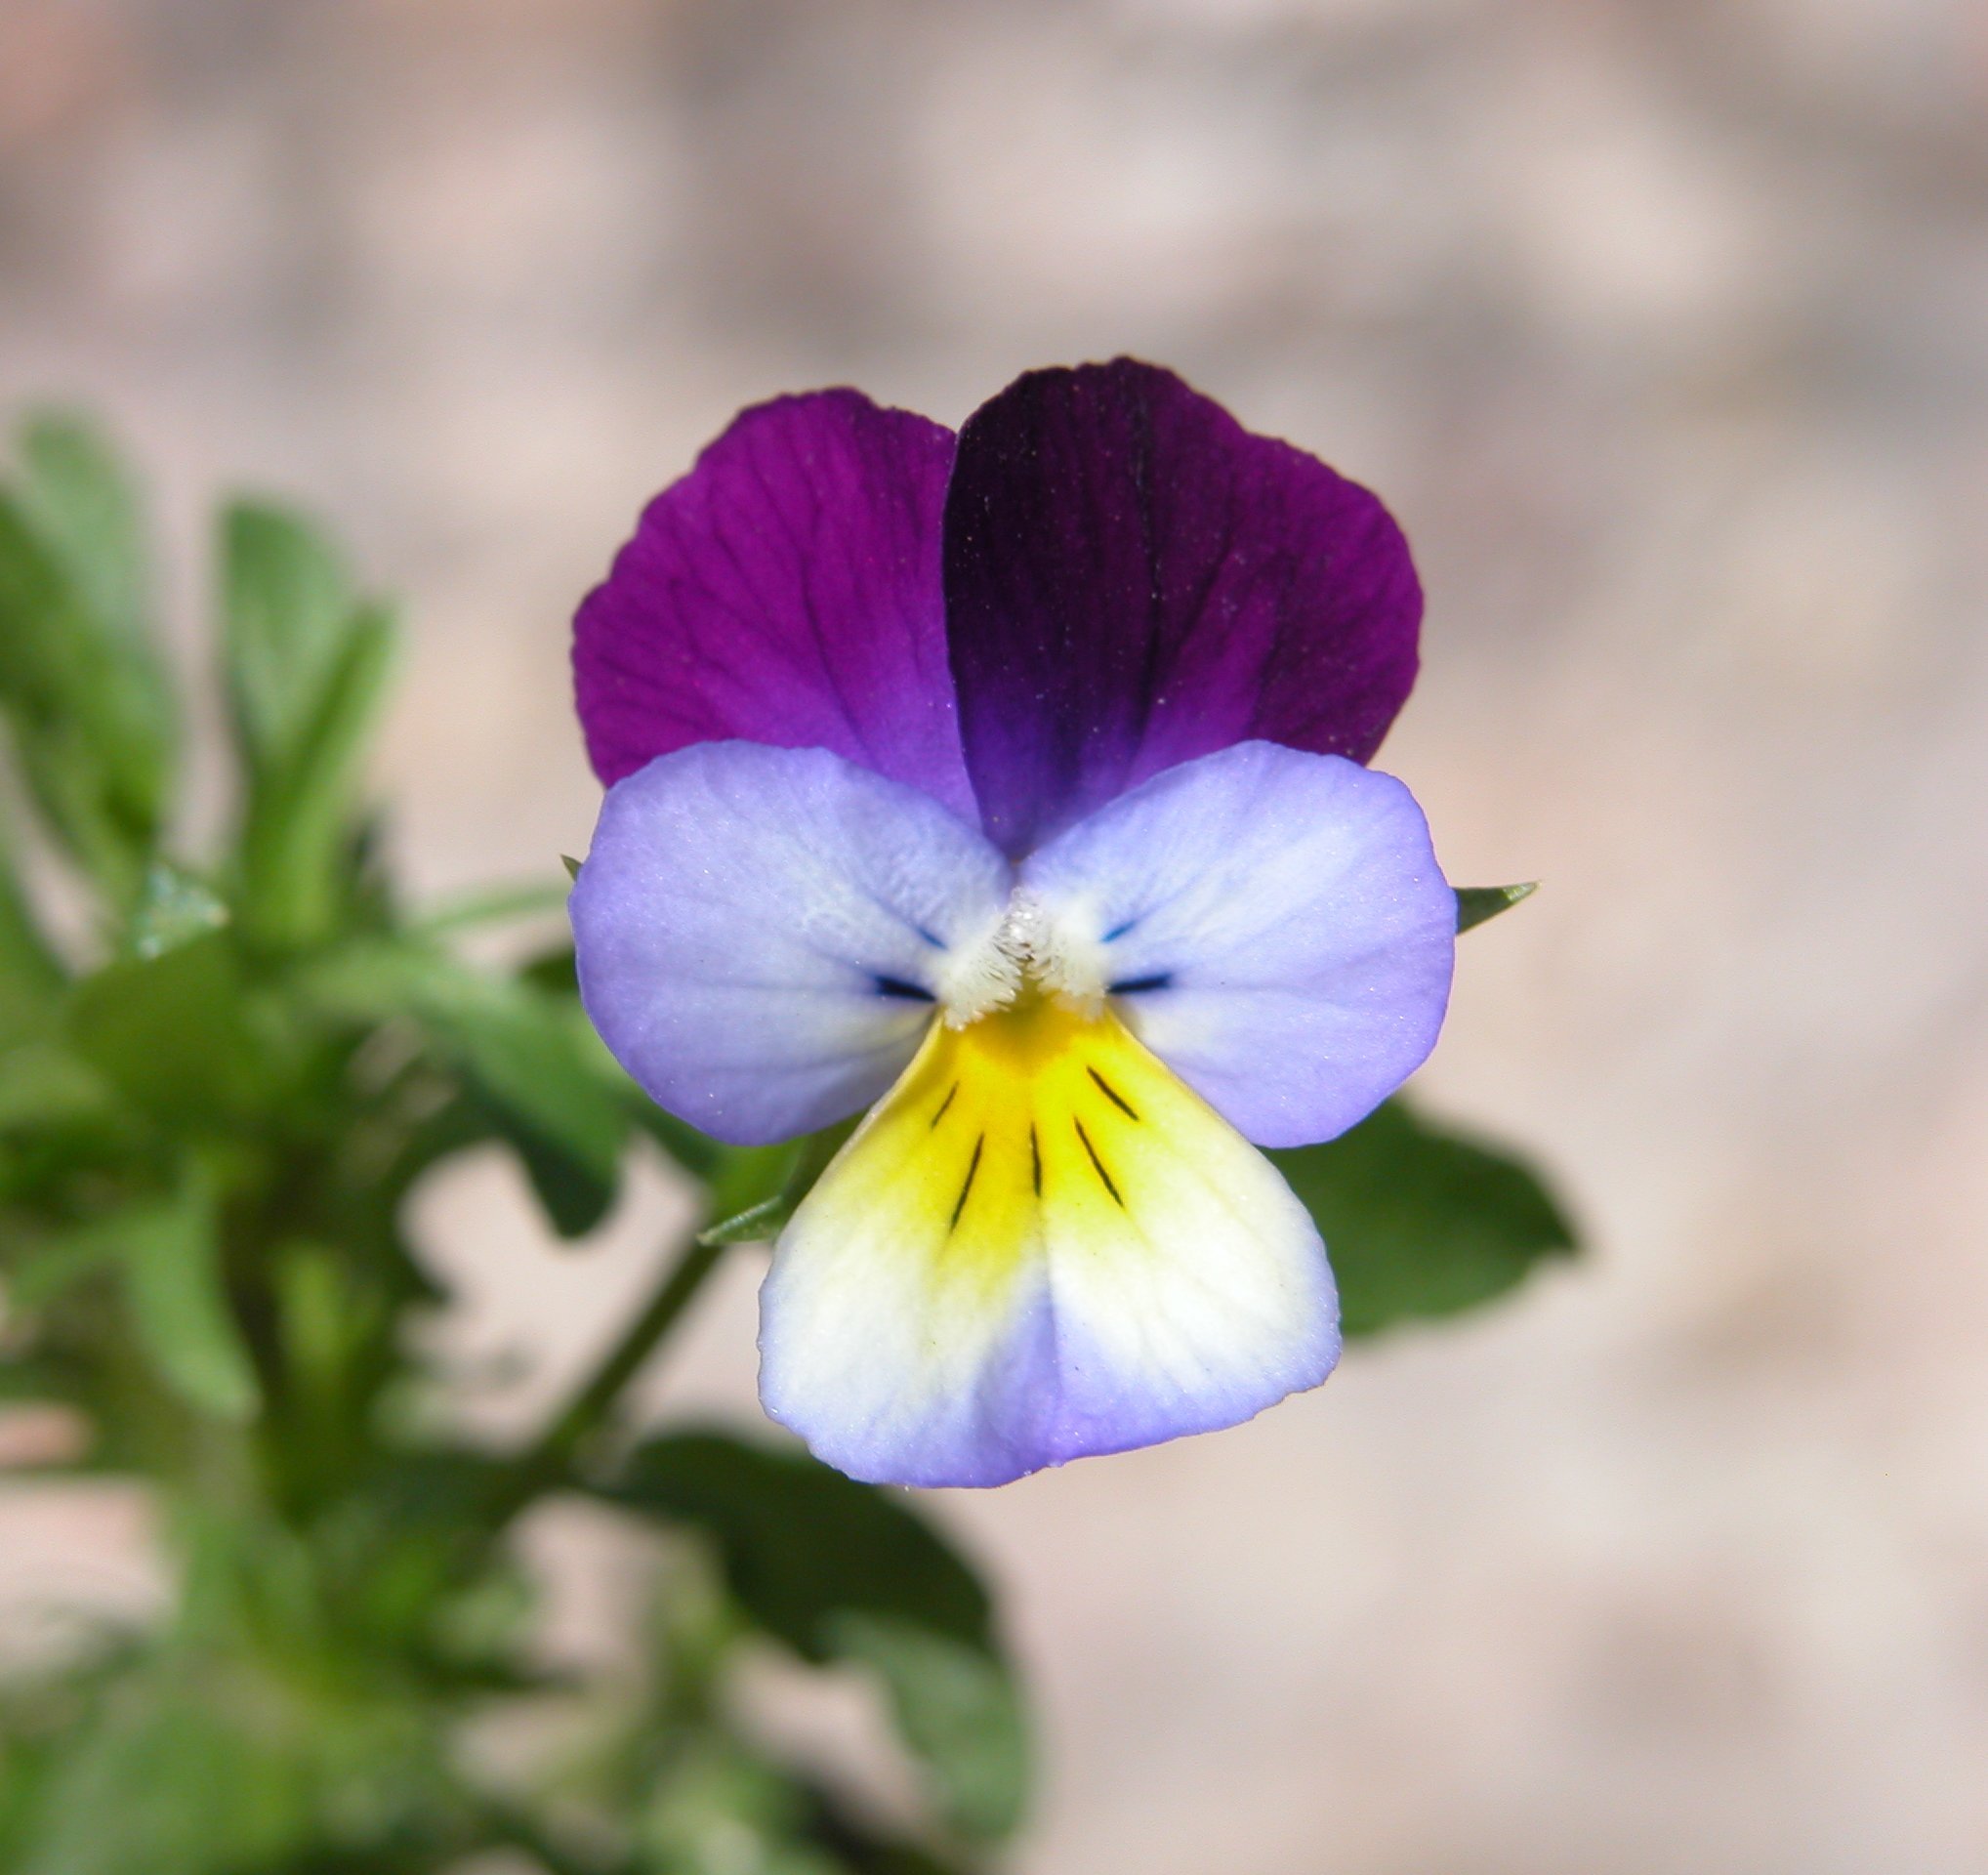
[494,1231,729,1520]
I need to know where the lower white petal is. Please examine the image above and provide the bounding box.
[758,992,1339,1487]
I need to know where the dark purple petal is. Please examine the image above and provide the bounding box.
[574,391,974,819]
[943,359,1421,854]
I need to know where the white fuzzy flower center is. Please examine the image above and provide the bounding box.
[934,888,1109,1026]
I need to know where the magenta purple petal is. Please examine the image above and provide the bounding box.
[573,391,976,822]
[942,358,1423,854]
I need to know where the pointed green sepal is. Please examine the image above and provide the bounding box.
[695,1119,856,1247]
[1455,881,1537,934]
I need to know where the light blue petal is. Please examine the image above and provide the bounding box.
[571,742,1011,1145]
[1021,740,1455,1147]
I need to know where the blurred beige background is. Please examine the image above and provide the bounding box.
[5,0,1988,1869]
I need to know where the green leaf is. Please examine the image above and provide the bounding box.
[410,879,570,936]
[697,1121,854,1246]
[637,1739,846,1875]
[517,943,580,998]
[71,1173,260,1422]
[220,501,360,778]
[5,1223,122,1310]
[625,1100,733,1186]
[17,413,153,662]
[302,939,628,1237]
[234,603,395,949]
[0,825,64,1048]
[501,1122,618,1239]
[65,931,268,1126]
[0,1041,119,1136]
[518,939,733,1186]
[804,1790,971,1875]
[220,500,400,948]
[824,1613,1029,1843]
[609,1432,996,1653]
[1455,881,1537,933]
[604,1430,1029,1842]
[0,417,175,901]
[125,1204,259,1423]
[1269,1097,1577,1339]
[19,1690,302,1875]
[515,940,727,1172]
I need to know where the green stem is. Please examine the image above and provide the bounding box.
[481,1133,821,1531]
[496,1232,728,1519]
[409,879,571,935]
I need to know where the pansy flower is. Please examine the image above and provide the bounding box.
[570,359,1455,1488]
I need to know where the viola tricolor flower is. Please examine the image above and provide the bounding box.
[570,359,1455,1488]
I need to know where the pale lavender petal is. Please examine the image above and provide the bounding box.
[1021,740,1455,1147]
[944,359,1421,854]
[571,742,1011,1146]
[575,391,974,819]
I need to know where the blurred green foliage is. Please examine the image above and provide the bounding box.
[0,416,1574,1874]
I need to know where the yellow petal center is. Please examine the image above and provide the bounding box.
[796,987,1268,1308]
[761,987,1337,1483]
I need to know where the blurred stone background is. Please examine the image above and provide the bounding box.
[3,0,1987,1869]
